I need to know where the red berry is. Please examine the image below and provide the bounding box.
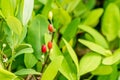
[48,24,54,32]
[41,45,47,53]
[48,41,52,49]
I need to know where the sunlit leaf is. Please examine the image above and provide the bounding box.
[14,69,40,75]
[6,16,23,36]
[41,56,63,80]
[62,38,79,73]
[102,3,120,41]
[92,65,112,75]
[0,68,18,80]
[84,8,103,27]
[79,52,102,76]
[79,25,109,49]
[102,48,120,65]
[78,39,112,56]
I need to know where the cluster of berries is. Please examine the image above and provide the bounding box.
[41,11,54,53]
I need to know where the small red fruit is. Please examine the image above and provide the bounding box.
[48,24,54,32]
[48,41,52,49]
[41,45,47,53]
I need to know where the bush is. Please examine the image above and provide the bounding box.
[0,0,120,80]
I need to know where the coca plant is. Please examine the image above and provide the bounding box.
[0,0,120,80]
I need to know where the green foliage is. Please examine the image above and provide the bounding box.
[0,0,120,80]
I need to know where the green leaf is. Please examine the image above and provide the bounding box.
[0,68,17,80]
[53,8,71,34]
[24,53,38,68]
[84,8,103,27]
[14,69,40,75]
[22,0,34,25]
[102,3,120,41]
[78,25,109,49]
[78,39,112,56]
[42,0,53,17]
[50,41,61,60]
[6,16,23,36]
[85,0,96,10]
[97,65,118,80]
[67,0,81,12]
[27,14,48,59]
[41,56,63,80]
[63,18,80,41]
[50,41,77,80]
[14,44,34,58]
[102,48,120,65]
[1,0,14,17]
[59,58,77,80]
[92,65,112,75]
[62,38,79,73]
[0,10,5,19]
[79,52,102,76]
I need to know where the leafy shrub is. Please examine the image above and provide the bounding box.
[0,0,120,80]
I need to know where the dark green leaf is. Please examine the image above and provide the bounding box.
[63,18,80,41]
[27,14,48,59]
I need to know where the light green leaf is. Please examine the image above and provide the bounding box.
[14,69,40,75]
[102,3,120,41]
[92,65,112,75]
[42,0,53,17]
[79,52,102,76]
[59,58,77,80]
[27,14,48,59]
[0,68,17,80]
[1,0,14,17]
[6,16,23,36]
[50,41,61,60]
[62,38,79,73]
[97,65,118,80]
[0,10,5,19]
[102,48,120,65]
[78,39,112,56]
[78,25,109,49]
[41,56,63,80]
[14,44,34,58]
[67,0,81,12]
[84,8,103,27]
[22,0,34,25]
[50,41,77,80]
[24,53,38,68]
